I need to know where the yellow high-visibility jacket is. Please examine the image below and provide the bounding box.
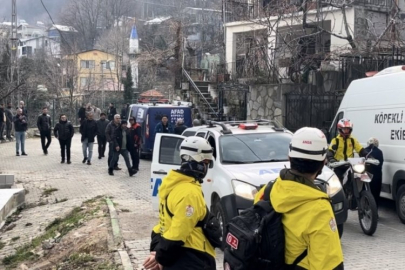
[254,170,344,270]
[328,134,364,161]
[152,170,215,258]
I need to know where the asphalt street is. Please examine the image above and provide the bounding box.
[0,136,405,269]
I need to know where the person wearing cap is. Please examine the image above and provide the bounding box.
[174,118,187,135]
[365,137,384,208]
[254,127,344,270]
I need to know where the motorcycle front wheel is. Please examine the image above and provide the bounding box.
[358,190,378,236]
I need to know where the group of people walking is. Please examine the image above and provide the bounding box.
[3,101,141,177]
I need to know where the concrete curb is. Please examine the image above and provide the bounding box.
[106,197,134,270]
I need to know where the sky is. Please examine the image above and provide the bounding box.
[0,0,67,25]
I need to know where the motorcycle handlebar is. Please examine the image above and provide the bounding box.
[328,161,350,168]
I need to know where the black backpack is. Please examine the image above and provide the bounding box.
[223,181,307,270]
[165,196,222,249]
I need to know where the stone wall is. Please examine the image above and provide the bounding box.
[247,84,295,125]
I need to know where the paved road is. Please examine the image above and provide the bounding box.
[1,136,405,269]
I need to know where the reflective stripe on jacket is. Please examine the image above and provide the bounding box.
[152,170,215,261]
[328,134,363,161]
[254,169,344,270]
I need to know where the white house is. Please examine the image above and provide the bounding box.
[224,1,402,79]
[18,36,60,58]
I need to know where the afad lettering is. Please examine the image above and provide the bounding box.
[259,168,282,175]
[152,178,162,196]
[375,111,403,124]
[171,109,184,115]
[391,129,405,140]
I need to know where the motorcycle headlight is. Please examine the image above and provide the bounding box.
[353,164,365,173]
[327,174,343,197]
[232,180,258,200]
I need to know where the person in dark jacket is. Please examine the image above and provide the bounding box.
[365,137,384,208]
[78,103,86,124]
[80,112,97,165]
[96,113,109,159]
[105,114,121,170]
[17,101,28,117]
[121,103,130,120]
[54,114,74,164]
[14,108,28,156]
[155,115,173,134]
[129,116,141,172]
[0,103,5,141]
[5,103,13,141]
[174,118,187,135]
[37,107,52,155]
[109,121,135,176]
[108,103,117,121]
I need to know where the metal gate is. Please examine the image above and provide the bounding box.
[285,87,343,132]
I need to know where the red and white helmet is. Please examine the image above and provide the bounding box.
[337,118,353,138]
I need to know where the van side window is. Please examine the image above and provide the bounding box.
[208,135,217,159]
[330,111,344,139]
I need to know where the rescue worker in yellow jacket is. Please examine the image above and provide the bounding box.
[255,127,344,270]
[143,136,215,270]
[327,118,368,183]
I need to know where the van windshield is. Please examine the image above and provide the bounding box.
[219,133,291,164]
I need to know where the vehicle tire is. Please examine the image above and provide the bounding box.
[358,190,378,236]
[214,202,227,251]
[337,224,344,238]
[396,185,405,224]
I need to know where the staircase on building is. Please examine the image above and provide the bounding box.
[182,68,220,121]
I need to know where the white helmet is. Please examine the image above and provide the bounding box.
[180,136,213,162]
[289,127,327,161]
[367,137,379,148]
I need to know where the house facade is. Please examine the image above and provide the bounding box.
[224,0,405,81]
[66,49,123,92]
[17,36,60,58]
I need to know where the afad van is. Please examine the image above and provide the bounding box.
[127,103,192,158]
[327,65,405,223]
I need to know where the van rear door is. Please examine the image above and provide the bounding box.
[150,133,185,211]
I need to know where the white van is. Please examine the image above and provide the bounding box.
[327,65,405,223]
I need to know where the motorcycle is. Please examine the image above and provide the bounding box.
[329,157,380,236]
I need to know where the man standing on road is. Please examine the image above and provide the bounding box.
[78,103,86,125]
[14,108,28,156]
[54,114,74,164]
[129,116,141,172]
[18,101,28,117]
[254,127,344,270]
[5,103,13,141]
[80,112,97,165]
[96,113,109,159]
[106,114,121,170]
[174,118,187,135]
[108,103,117,121]
[121,103,129,120]
[0,103,5,142]
[109,121,136,176]
[37,107,52,155]
[155,115,173,134]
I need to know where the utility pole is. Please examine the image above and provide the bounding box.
[10,0,18,100]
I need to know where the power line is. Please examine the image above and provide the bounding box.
[40,0,82,60]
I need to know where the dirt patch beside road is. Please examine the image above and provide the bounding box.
[1,196,120,270]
